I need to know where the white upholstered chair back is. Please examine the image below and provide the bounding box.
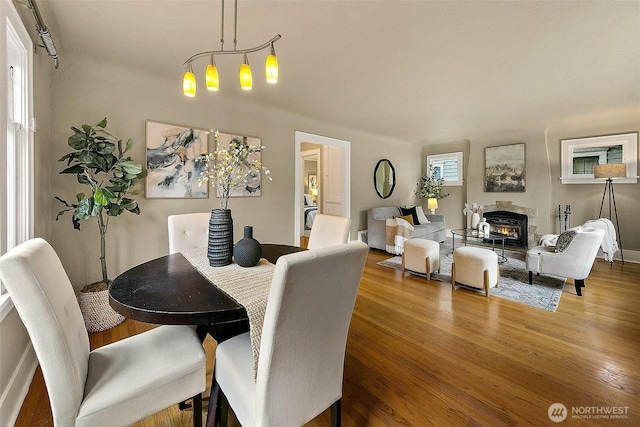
[306,214,351,250]
[256,242,368,425]
[0,238,90,426]
[168,212,210,253]
[215,242,369,426]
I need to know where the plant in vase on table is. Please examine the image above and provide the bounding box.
[198,130,272,267]
[416,166,449,214]
[55,118,147,331]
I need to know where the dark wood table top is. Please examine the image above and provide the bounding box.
[109,244,305,325]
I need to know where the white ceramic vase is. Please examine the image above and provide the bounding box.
[471,212,481,230]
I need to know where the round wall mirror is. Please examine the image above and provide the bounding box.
[374,159,396,199]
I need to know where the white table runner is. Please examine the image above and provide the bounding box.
[181,247,275,374]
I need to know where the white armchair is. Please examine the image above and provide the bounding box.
[526,227,605,296]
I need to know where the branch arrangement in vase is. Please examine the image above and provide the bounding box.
[198,130,272,210]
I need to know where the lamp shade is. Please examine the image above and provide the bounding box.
[206,57,219,91]
[427,198,438,214]
[239,53,252,90]
[265,43,278,83]
[183,68,196,97]
[594,163,626,179]
[310,188,318,196]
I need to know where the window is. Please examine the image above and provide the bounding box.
[561,133,638,184]
[426,152,463,186]
[1,0,34,320]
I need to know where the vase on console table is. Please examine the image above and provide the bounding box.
[208,209,233,267]
[233,226,262,267]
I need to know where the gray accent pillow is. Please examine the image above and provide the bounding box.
[555,230,577,252]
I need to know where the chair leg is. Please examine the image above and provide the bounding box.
[331,399,342,427]
[220,392,230,427]
[575,279,585,296]
[484,269,490,297]
[401,253,406,274]
[451,262,456,289]
[425,256,431,279]
[528,271,533,285]
[193,393,203,427]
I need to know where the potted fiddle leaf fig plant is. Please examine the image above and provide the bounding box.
[55,118,147,331]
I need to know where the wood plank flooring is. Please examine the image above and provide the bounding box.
[14,250,640,426]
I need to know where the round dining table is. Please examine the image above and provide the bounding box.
[109,243,305,427]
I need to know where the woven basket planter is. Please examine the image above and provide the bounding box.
[77,282,125,333]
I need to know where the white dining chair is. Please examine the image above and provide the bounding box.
[215,241,369,427]
[0,238,207,427]
[306,214,351,250]
[168,212,211,253]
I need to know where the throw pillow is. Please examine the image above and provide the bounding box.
[395,214,414,226]
[400,206,420,225]
[416,206,430,224]
[555,230,577,252]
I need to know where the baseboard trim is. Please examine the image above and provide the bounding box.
[0,342,37,426]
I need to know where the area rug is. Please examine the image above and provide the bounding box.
[377,243,565,312]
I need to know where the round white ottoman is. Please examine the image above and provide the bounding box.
[451,246,499,297]
[402,239,440,278]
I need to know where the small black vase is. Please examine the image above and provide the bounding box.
[233,226,262,267]
[208,209,234,267]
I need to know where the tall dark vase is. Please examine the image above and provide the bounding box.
[233,226,262,267]
[208,209,233,267]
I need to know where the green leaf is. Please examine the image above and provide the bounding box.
[82,124,92,134]
[76,192,85,202]
[107,204,124,216]
[94,188,109,206]
[77,174,91,185]
[119,160,142,176]
[78,151,96,164]
[60,165,85,174]
[68,134,88,150]
[75,198,95,219]
[95,141,116,155]
[124,138,134,154]
[96,118,107,128]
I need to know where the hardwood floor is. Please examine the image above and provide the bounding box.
[14,250,640,426]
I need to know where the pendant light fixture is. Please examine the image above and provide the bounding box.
[206,55,219,91]
[182,0,281,95]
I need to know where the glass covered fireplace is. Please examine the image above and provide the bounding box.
[483,211,528,247]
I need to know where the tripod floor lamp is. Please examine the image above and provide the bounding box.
[594,163,626,264]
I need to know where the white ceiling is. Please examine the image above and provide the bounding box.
[35,0,640,143]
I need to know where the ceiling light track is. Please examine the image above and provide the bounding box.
[182,0,280,96]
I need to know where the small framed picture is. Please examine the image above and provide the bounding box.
[308,174,317,190]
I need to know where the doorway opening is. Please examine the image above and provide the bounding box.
[294,132,351,246]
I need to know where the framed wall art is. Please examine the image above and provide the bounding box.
[145,121,210,198]
[216,132,264,198]
[485,143,525,192]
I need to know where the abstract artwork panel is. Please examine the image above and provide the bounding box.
[485,143,526,192]
[216,132,263,198]
[145,121,210,198]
